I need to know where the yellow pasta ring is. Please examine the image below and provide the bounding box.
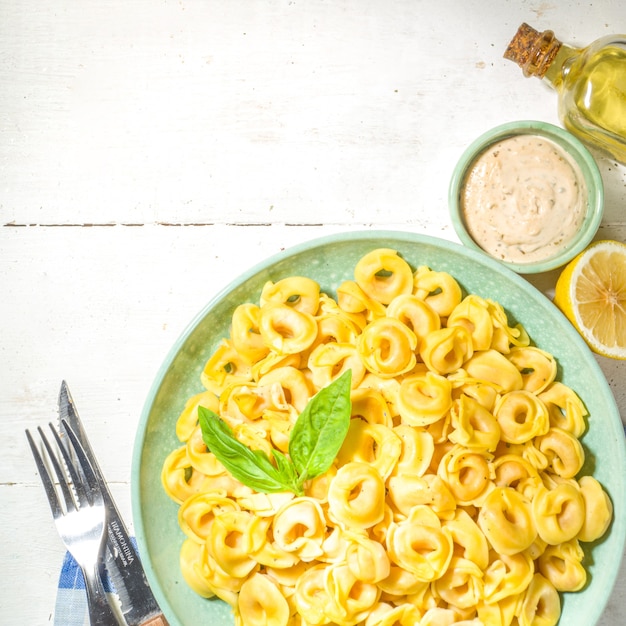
[354,248,414,305]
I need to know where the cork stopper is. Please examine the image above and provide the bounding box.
[504,22,561,78]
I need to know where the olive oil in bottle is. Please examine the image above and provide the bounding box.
[504,23,626,165]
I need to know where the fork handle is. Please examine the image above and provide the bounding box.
[83,562,122,625]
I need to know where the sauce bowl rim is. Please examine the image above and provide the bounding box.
[448,120,604,274]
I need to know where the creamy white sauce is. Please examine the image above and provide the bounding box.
[460,134,587,264]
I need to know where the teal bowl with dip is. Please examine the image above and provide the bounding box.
[448,121,604,274]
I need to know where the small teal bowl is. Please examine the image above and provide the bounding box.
[448,121,604,274]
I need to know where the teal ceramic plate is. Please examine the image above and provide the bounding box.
[131,230,626,626]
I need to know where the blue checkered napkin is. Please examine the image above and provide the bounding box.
[54,540,134,625]
[55,550,107,626]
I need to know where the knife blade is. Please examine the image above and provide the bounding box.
[58,381,168,626]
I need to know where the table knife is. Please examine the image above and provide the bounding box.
[58,381,168,626]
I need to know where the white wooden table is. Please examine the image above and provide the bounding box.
[1,1,624,624]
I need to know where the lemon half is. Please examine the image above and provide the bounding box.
[554,240,626,360]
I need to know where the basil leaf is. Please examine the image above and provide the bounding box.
[271,449,301,491]
[197,370,352,497]
[289,369,352,482]
[198,407,293,494]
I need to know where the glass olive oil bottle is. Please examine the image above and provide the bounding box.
[504,23,626,164]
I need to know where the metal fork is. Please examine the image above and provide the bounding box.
[26,419,122,625]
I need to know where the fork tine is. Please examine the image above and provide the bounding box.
[38,425,77,514]
[60,418,102,507]
[55,410,77,469]
[25,429,63,519]
[48,422,90,509]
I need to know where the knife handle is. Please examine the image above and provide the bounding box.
[141,615,169,626]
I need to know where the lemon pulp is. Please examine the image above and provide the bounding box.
[554,240,626,359]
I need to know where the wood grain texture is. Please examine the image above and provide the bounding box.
[1,1,624,625]
[2,0,625,226]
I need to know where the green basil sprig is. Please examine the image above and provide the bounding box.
[198,369,352,496]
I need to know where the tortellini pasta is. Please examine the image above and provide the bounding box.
[328,461,386,529]
[386,505,454,581]
[237,573,290,626]
[162,249,612,626]
[478,487,537,555]
[397,370,453,426]
[354,248,414,305]
[358,317,417,377]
